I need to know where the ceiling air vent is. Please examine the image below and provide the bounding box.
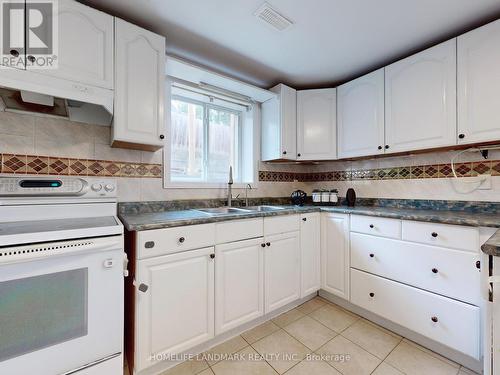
[254,2,293,31]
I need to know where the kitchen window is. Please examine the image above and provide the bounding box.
[165,82,256,188]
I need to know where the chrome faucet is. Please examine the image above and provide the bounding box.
[227,166,233,207]
[245,184,252,206]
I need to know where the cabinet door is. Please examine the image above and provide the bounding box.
[385,40,456,153]
[321,213,350,299]
[0,1,25,70]
[264,231,301,313]
[338,69,385,158]
[215,238,264,334]
[135,247,214,371]
[113,19,165,151]
[458,19,500,144]
[297,88,337,160]
[30,0,113,89]
[261,84,297,161]
[300,213,321,297]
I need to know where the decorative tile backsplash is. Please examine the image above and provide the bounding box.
[258,160,500,182]
[1,153,162,178]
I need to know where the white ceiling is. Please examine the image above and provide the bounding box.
[81,0,500,89]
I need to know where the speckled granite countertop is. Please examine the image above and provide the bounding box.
[118,201,500,255]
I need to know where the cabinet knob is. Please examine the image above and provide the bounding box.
[369,292,375,297]
[159,134,165,139]
[369,224,374,229]
[432,268,438,274]
[458,134,465,139]
[476,261,481,269]
[179,237,185,243]
[302,217,307,221]
[27,55,35,63]
[431,316,438,323]
[297,153,301,157]
[282,151,287,155]
[261,243,266,248]
[10,49,19,57]
[138,283,149,293]
[210,253,215,259]
[431,232,438,238]
[266,242,271,247]
[385,145,390,149]
[378,146,383,150]
[369,253,374,258]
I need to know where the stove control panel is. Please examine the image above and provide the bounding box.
[0,177,117,198]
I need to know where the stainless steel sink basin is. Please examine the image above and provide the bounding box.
[195,207,252,215]
[245,205,285,212]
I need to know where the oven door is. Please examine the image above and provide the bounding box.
[0,236,124,375]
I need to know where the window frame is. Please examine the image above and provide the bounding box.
[164,87,254,189]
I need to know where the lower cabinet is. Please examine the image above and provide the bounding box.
[351,268,480,359]
[300,213,321,297]
[215,238,264,334]
[321,213,350,299]
[135,247,215,371]
[264,231,301,313]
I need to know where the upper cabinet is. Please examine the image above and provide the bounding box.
[458,19,500,144]
[261,84,297,161]
[297,88,337,160]
[385,39,456,152]
[337,69,385,158]
[36,0,114,89]
[385,40,457,153]
[112,19,166,151]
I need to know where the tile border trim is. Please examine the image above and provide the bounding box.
[258,160,500,182]
[0,153,163,178]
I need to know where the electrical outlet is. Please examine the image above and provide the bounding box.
[478,174,492,190]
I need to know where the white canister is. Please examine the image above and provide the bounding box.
[329,190,338,203]
[312,190,321,203]
[321,190,330,203]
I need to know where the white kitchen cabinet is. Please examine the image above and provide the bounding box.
[321,213,350,300]
[261,84,297,161]
[33,0,114,89]
[264,231,301,313]
[296,88,337,160]
[300,213,321,297]
[215,238,264,334]
[113,18,166,151]
[135,247,214,371]
[458,19,500,144]
[385,40,457,153]
[337,69,385,158]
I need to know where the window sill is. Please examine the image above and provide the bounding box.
[163,181,256,189]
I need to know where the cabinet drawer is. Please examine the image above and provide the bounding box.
[216,218,263,244]
[350,215,401,239]
[136,224,216,259]
[350,269,480,359]
[402,221,479,252]
[264,215,300,236]
[350,233,480,305]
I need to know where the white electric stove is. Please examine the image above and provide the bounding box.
[0,176,125,375]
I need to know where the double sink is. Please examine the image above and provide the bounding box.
[194,205,285,216]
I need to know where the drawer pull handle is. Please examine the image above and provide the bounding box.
[369,292,375,297]
[369,253,375,258]
[210,254,215,259]
[266,242,271,247]
[431,316,438,323]
[179,237,185,243]
[432,268,438,274]
[145,241,155,249]
[369,224,374,229]
[431,232,438,238]
[261,243,266,248]
[302,218,307,221]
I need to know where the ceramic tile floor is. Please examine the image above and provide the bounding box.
[124,297,479,375]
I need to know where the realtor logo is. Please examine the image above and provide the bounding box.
[1,0,58,69]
